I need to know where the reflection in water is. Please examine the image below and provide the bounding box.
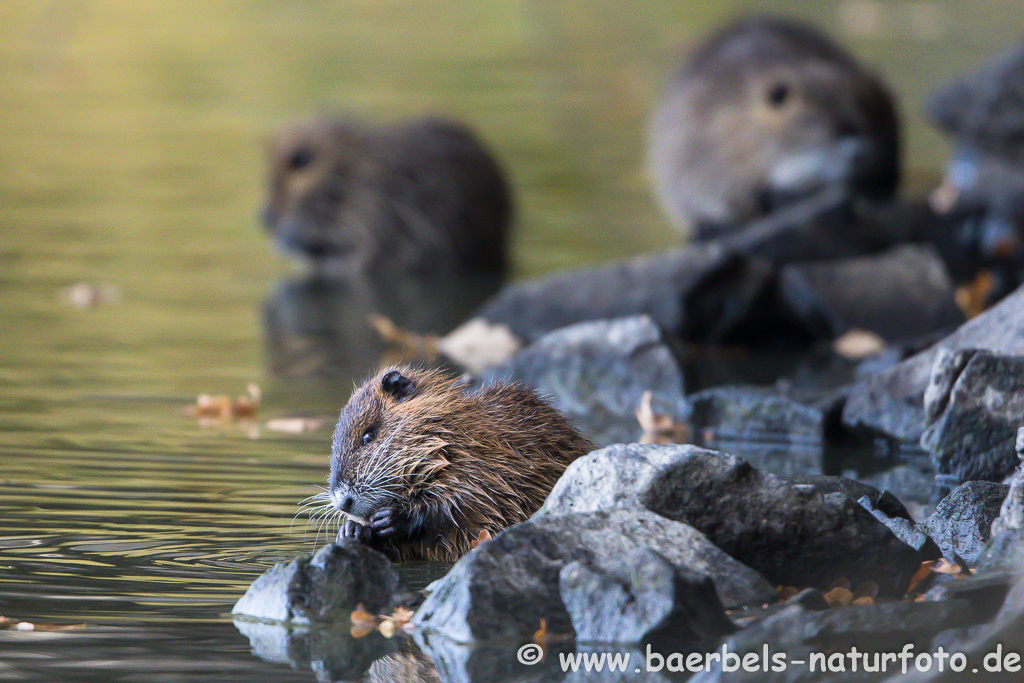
[263,271,503,382]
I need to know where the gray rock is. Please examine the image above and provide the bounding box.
[643,454,932,595]
[928,42,1024,161]
[975,529,1024,574]
[536,443,721,517]
[231,540,398,624]
[886,575,1024,683]
[992,432,1024,536]
[921,349,1024,481]
[779,244,963,342]
[412,509,776,644]
[919,482,1009,563]
[480,315,688,446]
[475,243,731,344]
[538,444,934,596]
[842,283,1024,444]
[688,385,823,445]
[692,600,977,683]
[858,494,943,558]
[559,547,735,646]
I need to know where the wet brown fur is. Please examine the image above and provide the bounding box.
[327,365,593,562]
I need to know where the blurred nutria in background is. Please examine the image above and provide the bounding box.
[262,115,513,276]
[648,16,900,238]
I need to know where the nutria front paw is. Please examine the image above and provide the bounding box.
[368,507,400,539]
[339,519,368,543]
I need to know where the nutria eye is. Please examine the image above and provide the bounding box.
[361,427,377,446]
[767,83,790,107]
[288,148,314,170]
[381,370,415,401]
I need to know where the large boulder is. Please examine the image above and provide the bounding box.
[928,42,1024,161]
[479,315,688,446]
[538,444,934,596]
[231,540,398,624]
[842,283,1024,444]
[412,508,776,644]
[559,547,735,647]
[778,244,963,342]
[921,349,1024,482]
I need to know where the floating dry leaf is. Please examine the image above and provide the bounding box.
[532,617,550,659]
[378,619,397,638]
[636,391,692,444]
[59,282,122,309]
[390,606,415,630]
[264,417,324,434]
[0,616,84,632]
[187,383,261,422]
[350,604,379,639]
[955,270,995,319]
[436,317,521,374]
[833,329,886,361]
[823,587,854,607]
[368,314,440,362]
[471,529,493,549]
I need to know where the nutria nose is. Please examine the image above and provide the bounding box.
[340,496,354,513]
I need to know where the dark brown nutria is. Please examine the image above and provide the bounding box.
[320,365,593,562]
[263,115,513,275]
[648,16,900,237]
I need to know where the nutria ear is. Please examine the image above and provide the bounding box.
[381,370,415,401]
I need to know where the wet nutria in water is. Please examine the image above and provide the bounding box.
[263,116,513,275]
[322,365,593,562]
[648,16,900,237]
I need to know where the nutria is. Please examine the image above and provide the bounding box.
[263,115,513,275]
[322,365,593,562]
[648,16,900,237]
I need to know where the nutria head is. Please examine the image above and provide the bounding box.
[324,364,592,561]
[649,16,900,234]
[262,115,513,275]
[263,117,378,261]
[328,366,451,524]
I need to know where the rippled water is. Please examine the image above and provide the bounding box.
[1,0,1022,680]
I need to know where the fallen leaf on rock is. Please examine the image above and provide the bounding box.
[264,417,324,434]
[933,558,964,576]
[777,586,801,601]
[826,577,851,592]
[390,606,415,629]
[636,391,691,444]
[853,580,879,600]
[852,596,875,606]
[833,329,886,360]
[436,317,521,374]
[907,561,936,594]
[470,528,493,549]
[955,270,995,319]
[823,587,854,607]
[378,619,396,638]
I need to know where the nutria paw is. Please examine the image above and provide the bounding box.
[339,519,367,543]
[368,507,399,538]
